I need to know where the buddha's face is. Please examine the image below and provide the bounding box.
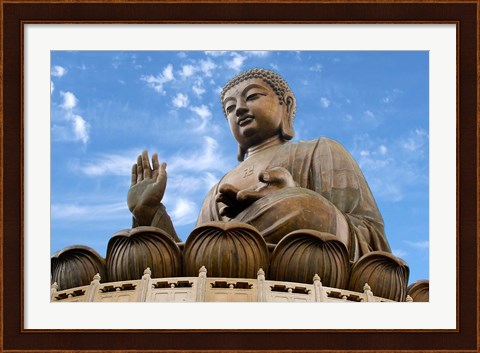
[223,78,287,149]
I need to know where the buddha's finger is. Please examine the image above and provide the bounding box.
[219,206,236,218]
[157,162,167,183]
[152,153,160,171]
[142,150,152,179]
[219,183,239,198]
[131,164,137,186]
[136,155,143,183]
[237,189,263,204]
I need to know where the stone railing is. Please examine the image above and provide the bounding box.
[51,267,407,303]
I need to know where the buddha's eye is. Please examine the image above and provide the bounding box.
[225,104,236,114]
[246,92,265,101]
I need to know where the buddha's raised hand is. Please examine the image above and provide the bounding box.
[127,150,167,225]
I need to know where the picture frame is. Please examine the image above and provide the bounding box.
[1,1,478,352]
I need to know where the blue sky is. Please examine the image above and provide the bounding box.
[50,50,429,284]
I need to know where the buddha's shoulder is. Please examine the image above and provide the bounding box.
[290,137,347,151]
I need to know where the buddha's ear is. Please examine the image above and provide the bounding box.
[280,92,296,140]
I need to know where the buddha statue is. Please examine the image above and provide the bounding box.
[52,68,410,301]
[125,68,409,300]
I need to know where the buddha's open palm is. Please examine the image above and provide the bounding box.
[127,150,167,225]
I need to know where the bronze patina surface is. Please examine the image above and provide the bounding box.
[53,68,415,301]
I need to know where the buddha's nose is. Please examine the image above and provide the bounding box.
[235,100,248,117]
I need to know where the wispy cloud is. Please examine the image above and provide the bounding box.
[54,91,90,144]
[246,51,269,57]
[402,128,428,152]
[199,59,216,77]
[309,64,322,72]
[226,53,246,72]
[172,93,189,108]
[180,64,196,78]
[392,248,408,259]
[169,198,199,226]
[192,78,206,98]
[51,202,128,221]
[51,65,67,77]
[405,240,429,249]
[71,151,136,177]
[188,105,212,131]
[381,88,402,104]
[204,51,228,57]
[60,91,78,110]
[141,64,175,94]
[51,81,54,94]
[320,97,330,108]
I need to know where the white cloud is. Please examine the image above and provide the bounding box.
[177,52,187,59]
[320,97,330,108]
[226,53,246,72]
[51,202,127,221]
[169,198,199,226]
[51,81,54,94]
[392,248,408,259]
[51,65,67,77]
[180,64,196,78]
[204,51,227,57]
[382,88,402,104]
[141,64,175,94]
[246,51,269,57]
[192,79,206,98]
[309,64,322,72]
[379,145,388,155]
[54,91,90,144]
[168,136,230,174]
[344,114,353,121]
[364,110,375,119]
[72,151,136,177]
[189,105,211,130]
[60,91,78,110]
[402,128,428,152]
[199,59,216,77]
[405,240,429,249]
[172,93,189,108]
[270,63,279,70]
[72,115,90,144]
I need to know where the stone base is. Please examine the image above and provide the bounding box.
[51,267,403,303]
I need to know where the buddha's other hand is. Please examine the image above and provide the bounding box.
[216,167,296,218]
[127,150,167,225]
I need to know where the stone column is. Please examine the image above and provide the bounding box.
[196,266,207,302]
[313,274,327,302]
[138,267,152,302]
[50,282,58,301]
[363,283,375,302]
[86,273,101,302]
[257,268,266,302]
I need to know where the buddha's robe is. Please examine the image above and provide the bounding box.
[196,137,391,262]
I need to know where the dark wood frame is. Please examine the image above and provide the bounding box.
[1,1,478,352]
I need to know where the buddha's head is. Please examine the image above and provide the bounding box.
[221,68,296,161]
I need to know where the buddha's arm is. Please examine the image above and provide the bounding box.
[128,150,180,242]
[310,138,390,258]
[131,204,180,242]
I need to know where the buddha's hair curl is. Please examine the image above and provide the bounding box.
[221,68,296,119]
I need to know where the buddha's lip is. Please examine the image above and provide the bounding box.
[238,115,254,126]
